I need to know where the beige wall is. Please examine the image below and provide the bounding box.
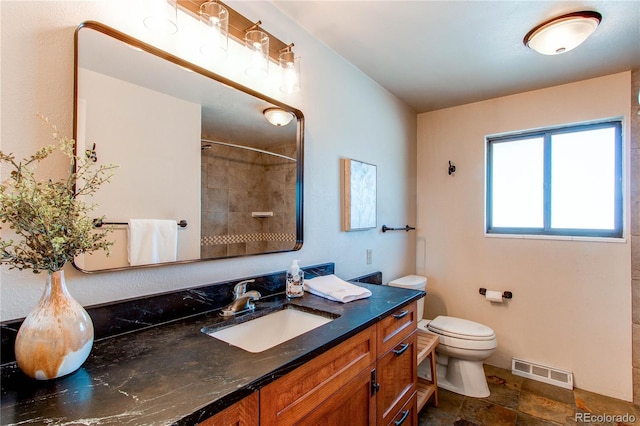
[417,72,633,401]
[0,2,416,319]
[75,68,202,270]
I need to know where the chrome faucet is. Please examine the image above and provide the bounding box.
[220,279,261,317]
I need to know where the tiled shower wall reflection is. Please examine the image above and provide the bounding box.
[201,142,297,258]
[632,69,640,406]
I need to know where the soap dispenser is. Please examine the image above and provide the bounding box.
[286,260,304,299]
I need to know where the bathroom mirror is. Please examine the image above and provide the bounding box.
[73,21,303,272]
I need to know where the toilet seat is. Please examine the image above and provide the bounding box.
[428,316,496,341]
[420,317,497,351]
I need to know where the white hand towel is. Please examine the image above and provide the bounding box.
[304,274,372,303]
[128,219,178,266]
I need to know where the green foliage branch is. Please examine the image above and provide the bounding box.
[0,116,117,273]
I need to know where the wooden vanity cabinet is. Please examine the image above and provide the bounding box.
[257,301,419,425]
[260,325,377,425]
[199,392,259,426]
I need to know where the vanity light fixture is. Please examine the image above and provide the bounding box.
[279,44,301,93]
[143,0,178,35]
[174,1,301,91]
[524,11,601,55]
[245,22,270,79]
[199,0,229,58]
[263,108,294,126]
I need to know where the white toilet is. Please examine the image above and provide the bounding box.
[388,275,497,398]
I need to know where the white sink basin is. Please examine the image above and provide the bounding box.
[205,307,335,353]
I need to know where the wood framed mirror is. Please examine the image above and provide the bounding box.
[73,21,303,272]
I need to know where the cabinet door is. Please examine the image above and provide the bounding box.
[297,364,376,426]
[386,391,418,426]
[260,326,377,425]
[198,392,258,426]
[377,302,418,355]
[376,330,418,425]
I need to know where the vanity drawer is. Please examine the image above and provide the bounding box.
[386,391,418,426]
[376,330,418,426]
[377,301,418,356]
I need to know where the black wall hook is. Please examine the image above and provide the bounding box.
[448,161,456,175]
[85,143,97,162]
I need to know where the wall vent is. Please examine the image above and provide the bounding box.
[511,358,573,390]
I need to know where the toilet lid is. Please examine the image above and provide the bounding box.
[427,316,496,341]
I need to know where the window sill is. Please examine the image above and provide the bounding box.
[484,233,627,243]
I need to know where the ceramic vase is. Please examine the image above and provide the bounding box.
[14,270,94,380]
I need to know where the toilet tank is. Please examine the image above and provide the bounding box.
[388,275,427,320]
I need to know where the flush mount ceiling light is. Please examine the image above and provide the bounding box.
[524,11,601,55]
[263,108,294,126]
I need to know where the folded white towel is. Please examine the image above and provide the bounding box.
[304,274,372,303]
[128,219,178,266]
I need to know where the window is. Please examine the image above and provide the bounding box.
[486,120,622,238]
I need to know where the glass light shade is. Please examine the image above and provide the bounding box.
[200,2,229,58]
[264,108,294,126]
[245,30,269,79]
[143,0,178,35]
[525,12,601,55]
[279,50,301,93]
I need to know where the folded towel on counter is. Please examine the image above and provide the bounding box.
[128,219,178,266]
[304,274,372,303]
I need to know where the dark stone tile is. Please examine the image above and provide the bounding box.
[458,397,517,426]
[517,391,575,424]
[419,404,458,426]
[435,388,466,416]
[416,365,639,426]
[521,379,575,406]
[484,365,525,386]
[573,388,640,425]
[453,419,482,426]
[484,365,523,410]
[514,411,562,426]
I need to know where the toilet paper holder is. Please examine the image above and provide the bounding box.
[479,288,513,299]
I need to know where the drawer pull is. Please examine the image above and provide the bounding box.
[394,409,410,425]
[392,310,409,319]
[393,343,410,356]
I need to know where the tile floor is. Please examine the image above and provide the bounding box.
[418,365,639,425]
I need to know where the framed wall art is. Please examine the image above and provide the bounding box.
[342,158,377,231]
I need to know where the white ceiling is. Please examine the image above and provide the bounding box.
[271,1,640,113]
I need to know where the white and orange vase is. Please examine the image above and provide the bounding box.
[14,270,94,380]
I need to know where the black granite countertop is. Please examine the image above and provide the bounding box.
[0,281,423,425]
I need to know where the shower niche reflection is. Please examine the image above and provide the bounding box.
[73,21,303,273]
[200,140,297,258]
